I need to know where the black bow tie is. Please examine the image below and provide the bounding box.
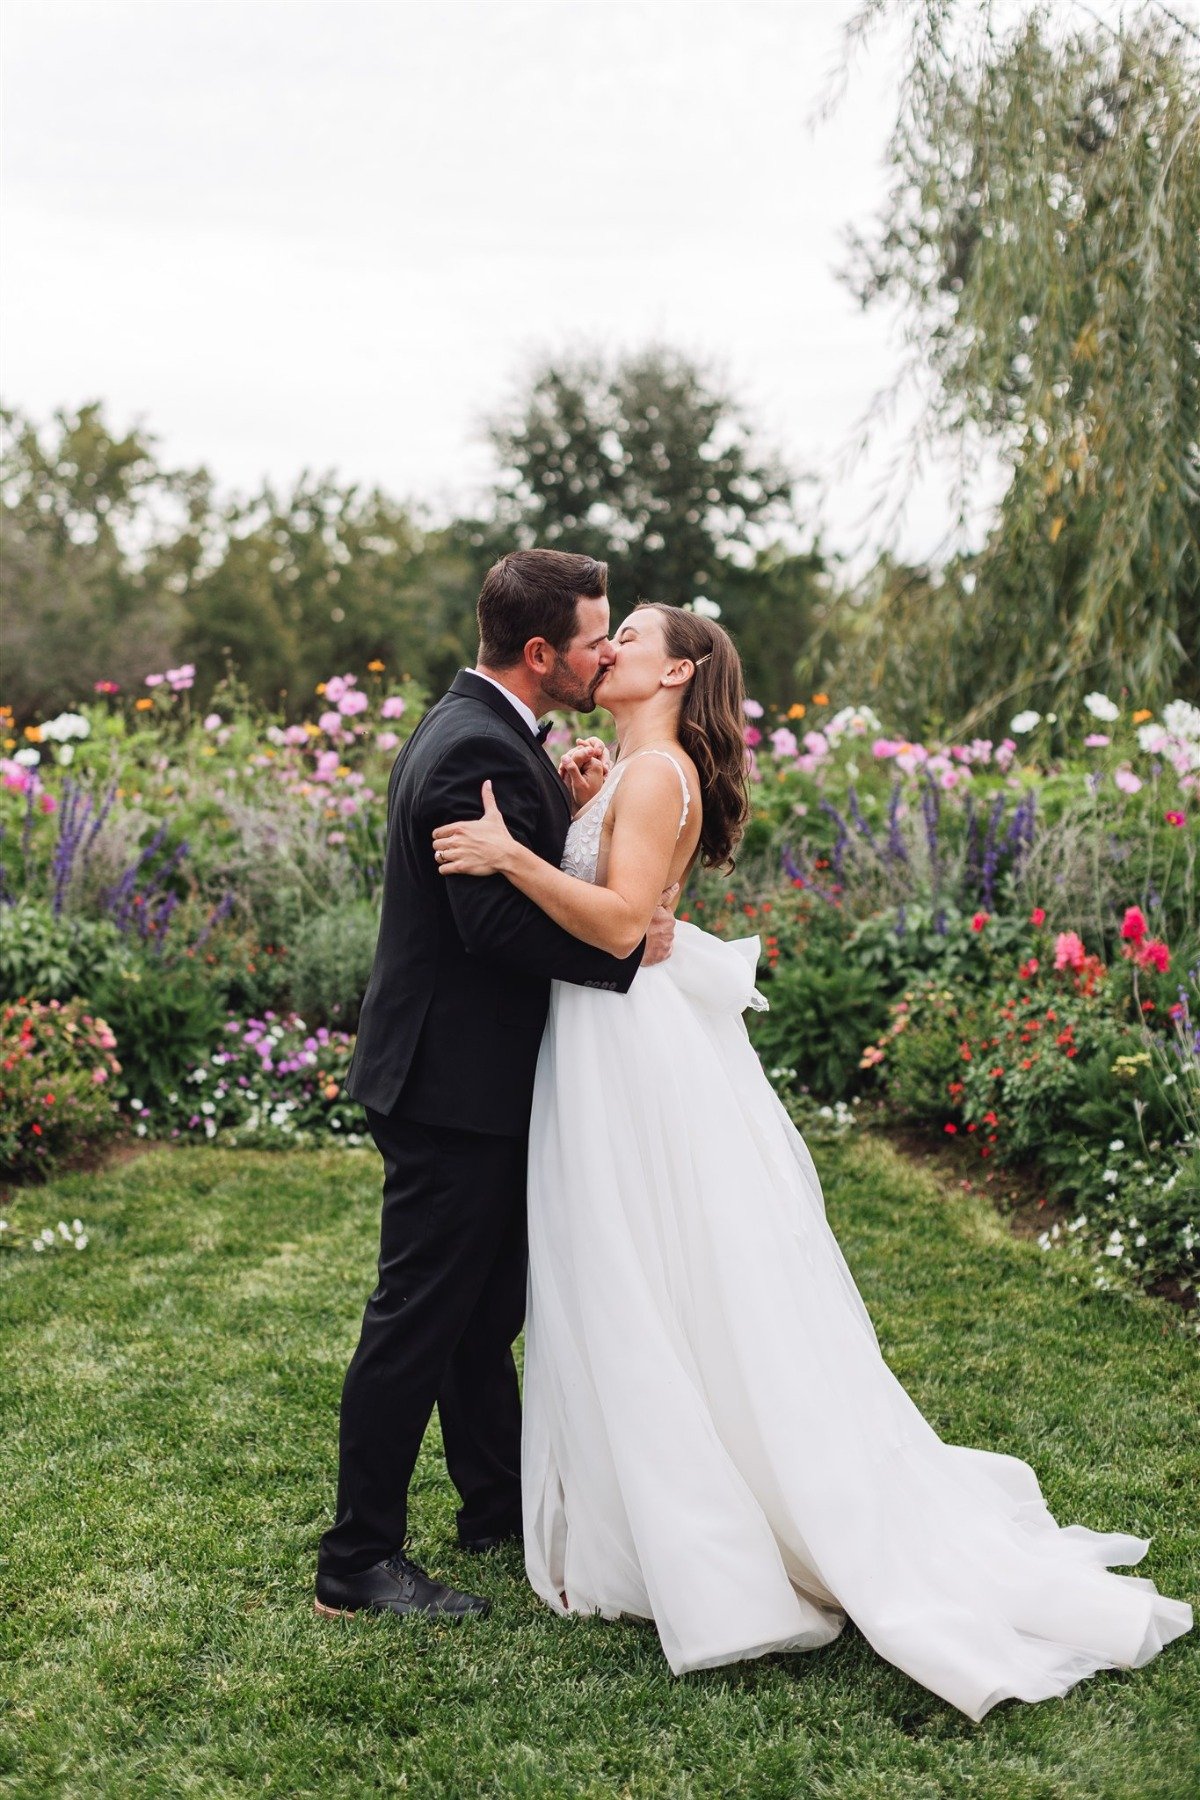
[534,719,552,744]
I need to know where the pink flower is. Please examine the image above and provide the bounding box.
[92,1066,108,1084]
[769,728,798,758]
[971,911,990,932]
[1029,907,1046,926]
[93,679,120,694]
[743,727,762,748]
[323,675,355,704]
[872,738,900,759]
[1054,931,1086,972]
[743,699,764,719]
[1084,733,1110,748]
[144,672,164,687]
[318,711,344,735]
[1165,811,1186,827]
[38,792,56,814]
[1121,906,1148,945]
[338,689,369,717]
[376,731,399,751]
[803,731,829,758]
[203,713,222,731]
[1138,939,1170,974]
[283,725,309,746]
[381,695,407,720]
[1114,767,1142,794]
[994,739,1017,772]
[327,830,346,845]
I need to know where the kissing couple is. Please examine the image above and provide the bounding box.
[315,549,1190,1721]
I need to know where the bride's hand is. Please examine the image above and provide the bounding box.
[558,736,610,811]
[432,781,516,877]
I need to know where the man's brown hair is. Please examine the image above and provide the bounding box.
[477,549,608,668]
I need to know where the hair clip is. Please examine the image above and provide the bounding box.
[693,653,713,666]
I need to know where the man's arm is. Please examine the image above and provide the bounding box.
[419,732,645,992]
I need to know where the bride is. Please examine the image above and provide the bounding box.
[429,601,1192,1721]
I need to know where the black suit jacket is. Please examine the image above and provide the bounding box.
[342,670,644,1135]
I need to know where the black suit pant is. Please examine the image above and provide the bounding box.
[317,1110,528,1576]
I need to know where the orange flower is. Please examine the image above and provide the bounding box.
[787,703,806,720]
[812,693,829,706]
[1132,709,1153,723]
[23,724,43,741]
[367,659,385,672]
[134,698,153,711]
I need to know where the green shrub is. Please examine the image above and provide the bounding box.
[0,997,124,1182]
[88,961,228,1111]
[751,937,890,1101]
[287,901,380,1030]
[0,899,127,1003]
[879,985,984,1125]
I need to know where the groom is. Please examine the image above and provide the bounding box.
[315,548,676,1621]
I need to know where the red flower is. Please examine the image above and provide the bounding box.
[944,1123,958,1134]
[1120,905,1148,945]
[31,1123,42,1135]
[971,911,990,932]
[1137,939,1170,974]
[1165,811,1185,827]
[1029,907,1046,926]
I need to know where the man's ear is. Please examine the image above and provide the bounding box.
[523,638,554,677]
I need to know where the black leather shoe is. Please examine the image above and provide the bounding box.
[315,1552,491,1620]
[459,1526,522,1554]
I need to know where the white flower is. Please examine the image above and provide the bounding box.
[1010,710,1041,734]
[38,710,90,742]
[13,746,40,767]
[57,744,75,765]
[72,1219,83,1233]
[1136,722,1169,754]
[33,1239,45,1252]
[1163,699,1200,743]
[689,596,722,620]
[1135,1234,1147,1248]
[1108,1138,1125,1151]
[1083,692,1119,722]
[57,1221,72,1240]
[1102,1168,1119,1184]
[200,1102,215,1116]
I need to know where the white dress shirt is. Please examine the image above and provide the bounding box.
[465,668,541,738]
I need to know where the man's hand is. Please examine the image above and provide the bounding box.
[559,736,611,812]
[641,883,680,966]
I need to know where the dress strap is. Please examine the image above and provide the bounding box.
[613,749,691,841]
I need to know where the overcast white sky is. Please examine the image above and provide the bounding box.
[1,0,1132,572]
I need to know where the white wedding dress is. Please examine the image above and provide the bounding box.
[521,750,1192,1721]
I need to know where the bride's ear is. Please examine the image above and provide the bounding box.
[661,660,693,689]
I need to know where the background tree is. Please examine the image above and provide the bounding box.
[840,2,1200,736]
[1,403,206,718]
[486,345,832,699]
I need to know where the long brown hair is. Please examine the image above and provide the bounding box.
[635,602,749,872]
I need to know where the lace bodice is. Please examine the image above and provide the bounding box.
[560,749,691,884]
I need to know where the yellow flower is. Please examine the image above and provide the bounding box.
[787,703,806,720]
[304,722,320,736]
[367,659,385,672]
[1132,709,1153,724]
[135,698,154,711]
[812,693,829,707]
[336,764,350,777]
[3,737,14,750]
[315,683,327,695]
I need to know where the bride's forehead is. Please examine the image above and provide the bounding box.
[617,613,658,640]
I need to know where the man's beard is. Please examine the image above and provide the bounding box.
[541,652,604,715]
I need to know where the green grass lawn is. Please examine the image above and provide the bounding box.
[2,1135,1197,1799]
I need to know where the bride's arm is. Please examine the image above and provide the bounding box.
[432,758,684,957]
